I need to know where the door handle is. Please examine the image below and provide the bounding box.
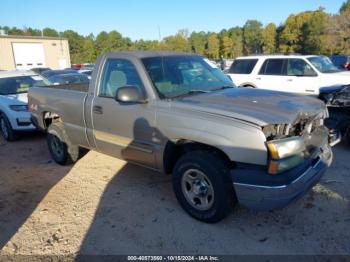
[287,79,293,82]
[93,105,103,114]
[256,77,261,80]
[305,89,315,93]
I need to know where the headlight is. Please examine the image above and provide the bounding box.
[266,137,306,175]
[266,136,305,160]
[9,105,28,112]
[268,153,304,175]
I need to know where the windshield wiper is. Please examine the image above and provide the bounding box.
[171,90,210,99]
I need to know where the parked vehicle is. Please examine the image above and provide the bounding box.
[78,69,93,80]
[319,84,350,145]
[29,51,336,222]
[330,55,350,71]
[0,70,47,141]
[30,67,51,75]
[227,55,350,95]
[41,69,77,79]
[47,73,90,85]
[81,63,95,70]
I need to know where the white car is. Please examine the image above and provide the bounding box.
[0,70,46,141]
[227,55,350,95]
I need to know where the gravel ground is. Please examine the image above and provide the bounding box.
[0,133,349,256]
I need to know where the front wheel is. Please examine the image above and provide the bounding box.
[172,150,236,223]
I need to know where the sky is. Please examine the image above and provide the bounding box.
[0,0,345,40]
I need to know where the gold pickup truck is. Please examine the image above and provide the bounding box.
[28,51,337,222]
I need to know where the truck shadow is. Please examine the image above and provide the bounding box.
[0,133,72,250]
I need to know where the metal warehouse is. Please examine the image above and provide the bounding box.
[0,34,70,70]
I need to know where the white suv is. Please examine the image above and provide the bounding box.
[227,55,350,95]
[0,70,47,141]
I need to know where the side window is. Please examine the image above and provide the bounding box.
[99,59,144,97]
[259,59,285,75]
[229,59,258,74]
[287,59,316,76]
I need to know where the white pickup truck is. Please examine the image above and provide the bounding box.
[0,70,46,141]
[227,55,350,95]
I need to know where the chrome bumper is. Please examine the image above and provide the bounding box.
[232,145,332,211]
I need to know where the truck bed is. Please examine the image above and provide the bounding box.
[38,83,89,93]
[29,83,90,147]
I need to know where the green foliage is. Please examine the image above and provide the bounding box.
[0,1,348,63]
[340,0,350,12]
[261,23,277,54]
[189,31,207,55]
[206,33,220,59]
[243,20,263,54]
[227,27,244,58]
[60,30,85,63]
[163,29,190,52]
[43,28,59,37]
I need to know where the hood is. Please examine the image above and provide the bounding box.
[2,93,28,104]
[171,88,326,126]
[320,84,349,94]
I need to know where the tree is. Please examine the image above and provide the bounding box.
[340,0,350,12]
[133,39,160,51]
[279,10,327,54]
[80,34,96,62]
[324,9,350,54]
[164,29,190,52]
[301,11,327,54]
[228,27,243,58]
[189,31,207,55]
[43,28,59,37]
[60,30,85,63]
[206,33,220,59]
[243,20,263,54]
[23,27,41,36]
[261,23,277,54]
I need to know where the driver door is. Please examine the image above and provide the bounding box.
[91,58,157,168]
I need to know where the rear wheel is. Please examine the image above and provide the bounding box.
[172,150,236,223]
[0,113,18,141]
[47,122,79,165]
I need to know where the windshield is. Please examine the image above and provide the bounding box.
[142,55,235,99]
[307,56,341,73]
[0,75,48,95]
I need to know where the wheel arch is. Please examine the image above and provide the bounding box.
[162,139,234,174]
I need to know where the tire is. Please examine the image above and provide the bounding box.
[0,113,18,141]
[345,125,350,146]
[172,150,236,223]
[47,122,79,165]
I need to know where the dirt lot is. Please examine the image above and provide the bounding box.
[0,133,349,256]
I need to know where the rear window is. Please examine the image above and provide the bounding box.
[259,59,286,75]
[229,59,258,74]
[0,75,47,95]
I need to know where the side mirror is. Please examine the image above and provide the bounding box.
[115,85,147,104]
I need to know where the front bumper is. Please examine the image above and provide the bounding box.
[7,111,36,131]
[231,145,332,211]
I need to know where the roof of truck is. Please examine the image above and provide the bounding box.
[103,51,201,59]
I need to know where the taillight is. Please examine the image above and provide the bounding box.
[28,103,38,112]
[344,63,350,69]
